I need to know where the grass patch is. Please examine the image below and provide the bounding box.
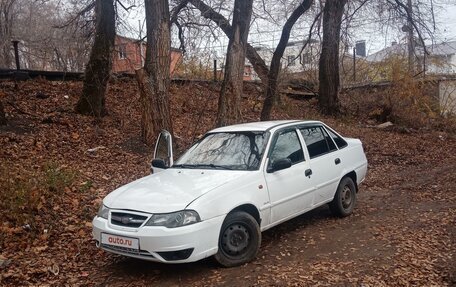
[44,162,76,194]
[0,162,77,228]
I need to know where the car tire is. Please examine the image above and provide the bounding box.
[214,211,261,267]
[329,177,357,217]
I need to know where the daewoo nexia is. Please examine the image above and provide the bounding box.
[92,120,368,267]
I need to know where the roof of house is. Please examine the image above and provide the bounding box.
[286,39,319,47]
[366,43,408,62]
[427,41,456,56]
[366,40,456,62]
[253,39,319,52]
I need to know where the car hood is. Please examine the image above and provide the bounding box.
[103,169,247,213]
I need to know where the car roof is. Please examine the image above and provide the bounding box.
[209,120,322,133]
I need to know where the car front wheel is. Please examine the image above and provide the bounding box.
[329,177,357,217]
[214,211,261,267]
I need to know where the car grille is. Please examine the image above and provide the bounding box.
[110,212,148,228]
[101,244,155,258]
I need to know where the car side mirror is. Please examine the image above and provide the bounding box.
[151,159,167,170]
[268,158,292,173]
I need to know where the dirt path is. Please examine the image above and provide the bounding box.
[89,161,454,287]
[84,131,456,287]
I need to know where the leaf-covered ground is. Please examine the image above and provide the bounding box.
[0,78,455,286]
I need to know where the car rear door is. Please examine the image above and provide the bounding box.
[298,125,342,206]
[263,127,315,224]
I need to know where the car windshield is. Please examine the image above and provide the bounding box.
[173,131,268,170]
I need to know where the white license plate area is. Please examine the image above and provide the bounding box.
[101,233,139,250]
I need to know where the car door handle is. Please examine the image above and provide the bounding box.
[305,169,312,177]
[335,158,341,165]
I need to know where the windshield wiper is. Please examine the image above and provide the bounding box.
[196,164,233,170]
[173,163,233,170]
[171,164,197,169]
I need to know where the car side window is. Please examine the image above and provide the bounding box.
[300,127,336,159]
[326,128,348,149]
[269,130,304,165]
[322,128,337,151]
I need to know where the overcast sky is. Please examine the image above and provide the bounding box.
[362,1,456,54]
[121,0,456,57]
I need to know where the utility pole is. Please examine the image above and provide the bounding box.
[139,20,144,67]
[353,47,356,82]
[12,40,20,70]
[406,0,414,75]
[213,59,217,82]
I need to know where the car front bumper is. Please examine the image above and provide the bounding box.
[92,214,224,263]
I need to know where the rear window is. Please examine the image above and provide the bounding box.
[326,128,347,149]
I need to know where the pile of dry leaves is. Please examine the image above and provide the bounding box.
[0,78,454,286]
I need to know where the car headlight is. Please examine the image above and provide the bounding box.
[145,210,200,228]
[97,204,109,219]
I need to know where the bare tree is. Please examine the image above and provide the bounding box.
[75,0,116,117]
[187,0,269,84]
[186,0,314,121]
[318,0,347,115]
[10,0,93,72]
[384,0,433,75]
[348,0,439,79]
[136,0,174,145]
[216,0,253,126]
[260,0,313,120]
[0,0,17,68]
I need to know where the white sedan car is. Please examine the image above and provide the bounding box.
[92,120,367,267]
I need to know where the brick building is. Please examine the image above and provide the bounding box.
[112,35,182,75]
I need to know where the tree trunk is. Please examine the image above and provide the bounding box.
[406,0,415,75]
[0,101,6,126]
[216,0,253,127]
[260,0,313,120]
[318,0,347,115]
[0,0,16,69]
[189,0,268,85]
[138,0,173,145]
[75,0,115,117]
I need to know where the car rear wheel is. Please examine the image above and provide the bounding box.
[214,211,261,267]
[329,177,357,217]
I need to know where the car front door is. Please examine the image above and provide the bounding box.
[264,128,315,225]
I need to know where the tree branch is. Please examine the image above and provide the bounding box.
[273,0,313,63]
[175,20,186,52]
[115,0,135,11]
[390,0,428,55]
[341,0,369,23]
[291,8,322,64]
[170,0,190,25]
[54,1,95,29]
